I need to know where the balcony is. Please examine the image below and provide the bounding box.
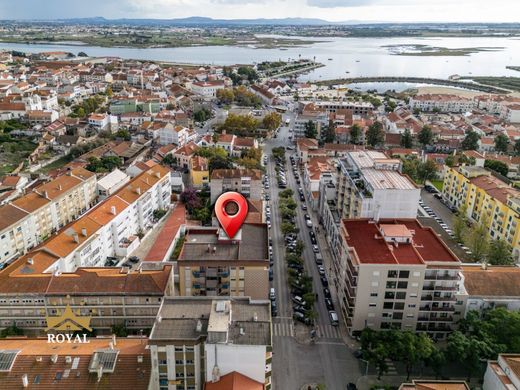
[421,295,456,302]
[419,306,455,312]
[422,285,459,292]
[424,274,460,281]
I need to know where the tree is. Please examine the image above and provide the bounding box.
[485,159,509,176]
[216,88,235,105]
[495,133,510,153]
[262,112,282,131]
[114,129,130,141]
[281,222,298,235]
[209,155,233,173]
[425,348,446,379]
[417,160,438,183]
[0,325,23,338]
[401,157,420,182]
[323,120,336,144]
[394,332,435,380]
[279,189,294,199]
[180,188,201,212]
[445,154,455,167]
[400,128,413,148]
[515,139,520,155]
[77,51,88,57]
[366,121,384,148]
[219,113,259,136]
[350,124,362,145]
[418,125,433,148]
[304,120,317,139]
[111,323,129,337]
[464,216,490,262]
[462,130,481,151]
[453,205,468,243]
[487,239,514,265]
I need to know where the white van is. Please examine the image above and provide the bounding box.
[269,288,276,301]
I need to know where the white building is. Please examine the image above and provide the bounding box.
[96,169,130,200]
[409,94,476,113]
[191,80,225,98]
[483,354,520,390]
[88,113,118,132]
[158,123,197,146]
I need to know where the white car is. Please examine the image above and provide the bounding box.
[306,220,313,228]
[312,245,319,253]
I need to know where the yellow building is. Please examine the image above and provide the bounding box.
[442,165,520,259]
[190,155,209,189]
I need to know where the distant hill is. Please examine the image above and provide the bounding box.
[51,16,335,26]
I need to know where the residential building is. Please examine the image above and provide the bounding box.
[88,113,118,132]
[0,255,173,334]
[409,94,476,113]
[442,165,520,260]
[483,354,520,390]
[191,80,225,98]
[294,104,328,138]
[96,168,130,200]
[210,169,262,204]
[458,265,520,315]
[148,296,272,390]
[158,123,197,147]
[177,224,269,299]
[302,156,334,210]
[335,219,464,339]
[0,168,97,265]
[336,151,420,220]
[0,337,151,389]
[190,156,210,189]
[303,101,374,116]
[399,380,469,390]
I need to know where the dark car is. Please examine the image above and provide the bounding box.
[347,383,358,390]
[320,276,329,287]
[323,287,331,298]
[353,349,363,359]
[325,298,334,310]
[271,301,278,317]
[269,269,273,281]
[293,312,311,325]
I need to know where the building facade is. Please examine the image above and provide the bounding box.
[209,169,262,204]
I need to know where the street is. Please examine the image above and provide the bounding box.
[266,116,362,389]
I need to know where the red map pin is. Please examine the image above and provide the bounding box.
[215,192,249,239]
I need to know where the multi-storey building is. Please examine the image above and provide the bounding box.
[335,219,464,340]
[191,80,225,98]
[299,100,374,116]
[442,165,520,259]
[483,353,520,390]
[209,169,262,204]
[336,151,420,220]
[409,94,476,113]
[148,297,272,390]
[0,168,97,265]
[0,337,151,389]
[177,224,269,300]
[0,249,173,335]
[158,123,197,147]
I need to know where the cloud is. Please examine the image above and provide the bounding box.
[307,0,374,7]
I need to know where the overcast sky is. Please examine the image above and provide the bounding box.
[1,0,519,23]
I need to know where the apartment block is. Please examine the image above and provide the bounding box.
[484,354,520,390]
[409,94,476,113]
[0,338,151,389]
[336,151,420,220]
[177,224,269,300]
[0,168,97,265]
[335,219,464,340]
[209,169,262,204]
[0,248,173,335]
[149,297,272,390]
[442,165,520,259]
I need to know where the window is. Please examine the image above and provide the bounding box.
[385,292,395,299]
[386,281,397,289]
[410,293,418,298]
[408,304,416,308]
[387,270,398,278]
[394,302,405,310]
[393,312,403,320]
[383,302,393,309]
[396,292,406,300]
[369,303,377,307]
[399,270,410,279]
[397,281,408,289]
[370,292,378,297]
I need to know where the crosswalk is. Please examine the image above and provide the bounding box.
[315,323,341,340]
[272,318,294,337]
[385,358,398,375]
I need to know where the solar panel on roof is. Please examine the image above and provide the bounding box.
[0,350,18,372]
[89,350,119,373]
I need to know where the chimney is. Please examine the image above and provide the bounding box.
[109,342,114,350]
[58,184,62,191]
[97,365,103,382]
[27,258,33,265]
[35,356,43,362]
[196,320,202,332]
[111,206,117,215]
[81,228,87,237]
[136,187,141,195]
[137,355,143,363]
[22,374,28,388]
[155,172,161,178]
[213,246,217,254]
[72,233,79,244]
[253,312,258,322]
[43,190,48,199]
[50,354,58,364]
[481,262,488,270]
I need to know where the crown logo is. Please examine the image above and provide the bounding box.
[45,305,92,332]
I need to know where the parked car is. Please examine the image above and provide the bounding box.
[325,298,334,310]
[271,301,278,317]
[317,265,325,276]
[320,276,329,287]
[301,204,308,211]
[269,288,276,301]
[323,287,331,298]
[306,220,313,228]
[293,312,311,325]
[312,245,319,253]
[329,310,339,326]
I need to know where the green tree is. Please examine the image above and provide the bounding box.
[281,222,298,235]
[366,121,384,148]
[162,154,176,167]
[417,160,438,183]
[515,139,520,155]
[0,325,23,338]
[304,120,317,139]
[400,128,413,148]
[279,188,294,199]
[464,216,490,262]
[208,155,233,173]
[350,124,362,145]
[495,133,510,153]
[484,159,509,176]
[425,348,446,379]
[401,157,420,182]
[323,120,336,143]
[445,154,455,167]
[262,112,282,131]
[394,332,435,381]
[487,239,514,265]
[216,88,235,104]
[462,130,481,151]
[418,125,433,148]
[111,323,129,337]
[453,205,468,243]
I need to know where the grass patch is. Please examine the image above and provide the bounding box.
[430,179,444,191]
[37,156,70,173]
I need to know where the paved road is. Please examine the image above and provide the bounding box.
[267,117,361,390]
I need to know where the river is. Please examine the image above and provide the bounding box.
[1,36,520,82]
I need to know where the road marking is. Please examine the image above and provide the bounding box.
[315,341,345,346]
